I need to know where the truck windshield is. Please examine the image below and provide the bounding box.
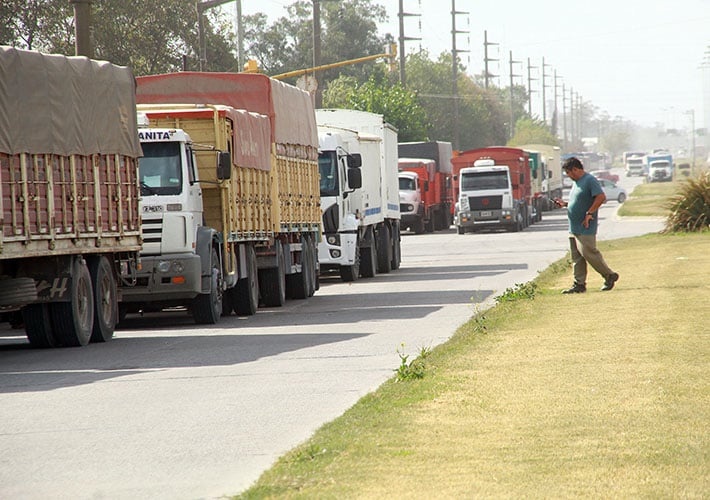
[318,151,339,197]
[139,142,183,196]
[461,170,509,190]
[399,177,415,190]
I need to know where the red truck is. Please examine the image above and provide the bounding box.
[398,141,453,233]
[452,147,532,233]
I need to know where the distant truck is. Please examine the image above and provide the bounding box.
[646,152,674,182]
[397,141,453,233]
[452,147,532,233]
[0,46,142,347]
[519,144,562,211]
[130,72,321,320]
[625,153,646,177]
[316,109,401,280]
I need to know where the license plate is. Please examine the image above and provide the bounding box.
[480,210,492,217]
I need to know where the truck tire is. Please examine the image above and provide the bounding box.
[51,257,94,347]
[234,244,259,316]
[0,277,38,308]
[287,236,313,300]
[192,247,223,324]
[457,225,465,235]
[260,240,286,307]
[390,225,401,270]
[376,225,392,274]
[88,256,117,343]
[306,235,317,297]
[22,304,58,348]
[339,245,360,282]
[413,218,425,234]
[360,241,378,278]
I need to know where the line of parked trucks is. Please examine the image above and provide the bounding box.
[0,46,410,347]
[0,46,570,348]
[623,150,675,182]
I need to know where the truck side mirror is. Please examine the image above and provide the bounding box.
[217,151,231,180]
[347,167,362,190]
[348,153,362,168]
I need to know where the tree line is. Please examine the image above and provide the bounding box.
[3,0,631,153]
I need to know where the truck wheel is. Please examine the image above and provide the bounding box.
[51,257,94,347]
[360,242,378,278]
[287,237,313,300]
[88,256,117,343]
[192,247,223,324]
[413,218,425,234]
[339,245,360,282]
[376,225,392,274]
[234,244,259,315]
[457,225,465,235]
[260,240,286,307]
[306,235,317,297]
[22,304,58,348]
[0,277,38,307]
[390,225,401,270]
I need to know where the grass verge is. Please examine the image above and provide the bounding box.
[236,232,709,498]
[618,181,680,217]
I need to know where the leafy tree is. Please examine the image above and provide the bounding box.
[0,0,237,75]
[0,0,73,53]
[405,51,508,149]
[508,117,559,147]
[323,72,428,142]
[243,0,387,83]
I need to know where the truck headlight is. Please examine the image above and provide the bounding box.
[326,234,340,245]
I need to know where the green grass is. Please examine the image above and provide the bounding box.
[618,181,680,217]
[235,232,710,499]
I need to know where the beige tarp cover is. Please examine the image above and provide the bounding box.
[0,46,142,157]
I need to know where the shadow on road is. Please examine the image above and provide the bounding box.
[0,331,371,394]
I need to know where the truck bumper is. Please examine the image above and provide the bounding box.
[121,253,202,303]
[457,209,514,229]
[318,233,358,270]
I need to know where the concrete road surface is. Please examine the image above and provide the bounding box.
[0,177,663,499]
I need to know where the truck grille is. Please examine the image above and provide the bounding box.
[141,217,163,254]
[469,195,502,210]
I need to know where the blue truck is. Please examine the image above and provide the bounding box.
[645,152,674,182]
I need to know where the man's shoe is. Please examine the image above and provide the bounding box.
[601,272,619,291]
[562,283,586,294]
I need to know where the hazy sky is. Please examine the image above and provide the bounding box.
[233,0,710,129]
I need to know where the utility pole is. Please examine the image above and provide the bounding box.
[509,50,522,140]
[397,0,420,86]
[553,70,561,137]
[527,58,537,116]
[197,0,235,71]
[483,30,498,89]
[70,0,92,57]
[312,0,322,107]
[687,109,696,170]
[541,57,552,125]
[562,83,568,150]
[236,0,244,70]
[451,0,468,150]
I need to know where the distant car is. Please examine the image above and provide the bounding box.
[598,178,627,203]
[590,170,619,183]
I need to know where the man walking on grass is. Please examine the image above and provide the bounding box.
[552,156,619,293]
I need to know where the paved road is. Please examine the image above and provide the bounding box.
[0,170,663,499]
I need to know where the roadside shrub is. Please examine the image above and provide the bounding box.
[664,171,710,232]
[395,344,431,381]
[495,282,538,303]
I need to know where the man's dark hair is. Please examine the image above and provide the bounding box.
[562,157,584,171]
